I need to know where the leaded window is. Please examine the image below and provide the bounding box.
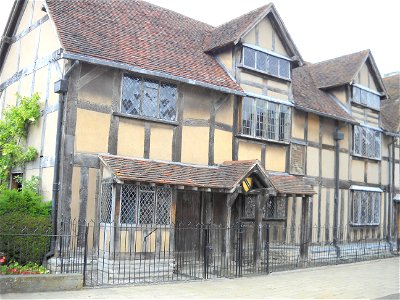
[100,181,113,223]
[264,196,286,219]
[352,85,380,110]
[122,75,177,121]
[120,184,172,225]
[351,191,380,225]
[353,125,381,159]
[242,46,291,80]
[241,97,291,142]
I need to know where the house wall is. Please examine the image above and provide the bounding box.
[0,0,63,201]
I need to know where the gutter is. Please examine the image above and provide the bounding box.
[294,104,358,125]
[43,60,80,266]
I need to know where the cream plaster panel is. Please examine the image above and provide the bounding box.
[330,87,347,105]
[321,119,334,146]
[339,124,349,150]
[87,168,97,222]
[181,126,209,164]
[32,0,47,23]
[321,149,334,179]
[240,72,264,85]
[367,162,379,184]
[4,82,19,108]
[16,1,33,35]
[351,160,365,182]
[19,30,37,69]
[78,70,114,106]
[306,146,319,177]
[26,116,42,151]
[258,17,273,50]
[71,167,81,222]
[368,74,377,91]
[267,79,289,92]
[41,167,54,201]
[214,129,232,164]
[243,26,256,44]
[357,63,378,92]
[19,74,33,96]
[274,32,288,57]
[292,111,305,140]
[37,20,62,58]
[381,160,389,185]
[117,118,145,157]
[395,146,400,159]
[339,152,348,180]
[75,109,110,153]
[48,63,62,106]
[381,137,389,157]
[215,96,233,125]
[320,187,327,228]
[25,168,39,179]
[238,141,261,161]
[183,86,211,120]
[33,66,48,104]
[240,83,263,95]
[43,111,57,156]
[307,113,319,143]
[0,42,19,82]
[366,116,379,127]
[150,124,173,161]
[217,50,232,73]
[395,163,399,189]
[266,144,286,172]
[340,190,349,227]
[295,197,302,229]
[267,90,288,100]
[286,196,294,229]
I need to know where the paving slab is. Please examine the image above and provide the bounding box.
[3,257,399,299]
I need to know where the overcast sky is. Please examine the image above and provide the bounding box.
[1,0,399,76]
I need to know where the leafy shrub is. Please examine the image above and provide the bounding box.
[0,214,51,265]
[0,260,49,275]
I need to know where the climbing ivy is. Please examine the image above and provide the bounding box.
[0,93,40,190]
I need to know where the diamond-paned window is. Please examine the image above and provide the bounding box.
[265,196,286,219]
[241,96,291,143]
[121,74,177,121]
[353,125,381,159]
[244,195,256,218]
[119,184,172,225]
[100,182,113,223]
[351,190,380,225]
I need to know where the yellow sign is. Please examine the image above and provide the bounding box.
[242,177,253,192]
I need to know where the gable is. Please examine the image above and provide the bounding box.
[354,60,379,92]
[242,15,288,57]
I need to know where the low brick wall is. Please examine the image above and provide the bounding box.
[0,273,83,294]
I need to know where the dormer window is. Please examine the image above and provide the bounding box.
[242,45,291,80]
[352,84,380,111]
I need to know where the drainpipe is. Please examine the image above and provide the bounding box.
[333,126,344,257]
[387,137,396,243]
[43,60,79,266]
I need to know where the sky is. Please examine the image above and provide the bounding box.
[0,0,399,76]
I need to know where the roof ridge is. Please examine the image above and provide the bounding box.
[310,49,370,67]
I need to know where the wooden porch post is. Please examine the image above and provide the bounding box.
[300,196,309,260]
[253,190,265,270]
[225,189,239,262]
[112,183,121,257]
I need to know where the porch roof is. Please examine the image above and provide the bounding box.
[99,154,315,196]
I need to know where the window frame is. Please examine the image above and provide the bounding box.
[240,96,292,144]
[351,84,381,111]
[350,188,381,226]
[352,125,381,160]
[241,44,292,81]
[120,74,178,123]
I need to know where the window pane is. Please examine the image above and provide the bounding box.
[142,80,159,118]
[269,56,279,77]
[353,86,361,103]
[100,182,113,223]
[361,127,367,156]
[279,105,290,141]
[374,131,381,158]
[122,76,141,115]
[121,185,137,224]
[360,89,368,105]
[353,192,360,223]
[354,126,360,155]
[256,51,268,72]
[255,99,266,137]
[138,186,155,224]
[242,97,254,135]
[279,59,290,79]
[156,187,172,225]
[360,191,368,224]
[159,83,177,121]
[267,102,277,140]
[373,193,380,224]
[243,47,256,68]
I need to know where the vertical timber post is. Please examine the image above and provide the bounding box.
[300,196,309,262]
[253,191,264,271]
[112,183,121,258]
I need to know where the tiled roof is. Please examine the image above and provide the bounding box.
[46,0,242,93]
[99,155,315,195]
[381,99,400,133]
[267,173,316,196]
[383,73,400,100]
[204,4,272,52]
[307,50,370,89]
[292,65,356,123]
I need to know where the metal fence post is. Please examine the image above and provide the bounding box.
[266,224,270,274]
[83,223,89,286]
[203,224,209,279]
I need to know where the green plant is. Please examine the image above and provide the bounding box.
[0,260,49,275]
[0,93,40,190]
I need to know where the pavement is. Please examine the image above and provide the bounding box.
[2,257,399,299]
